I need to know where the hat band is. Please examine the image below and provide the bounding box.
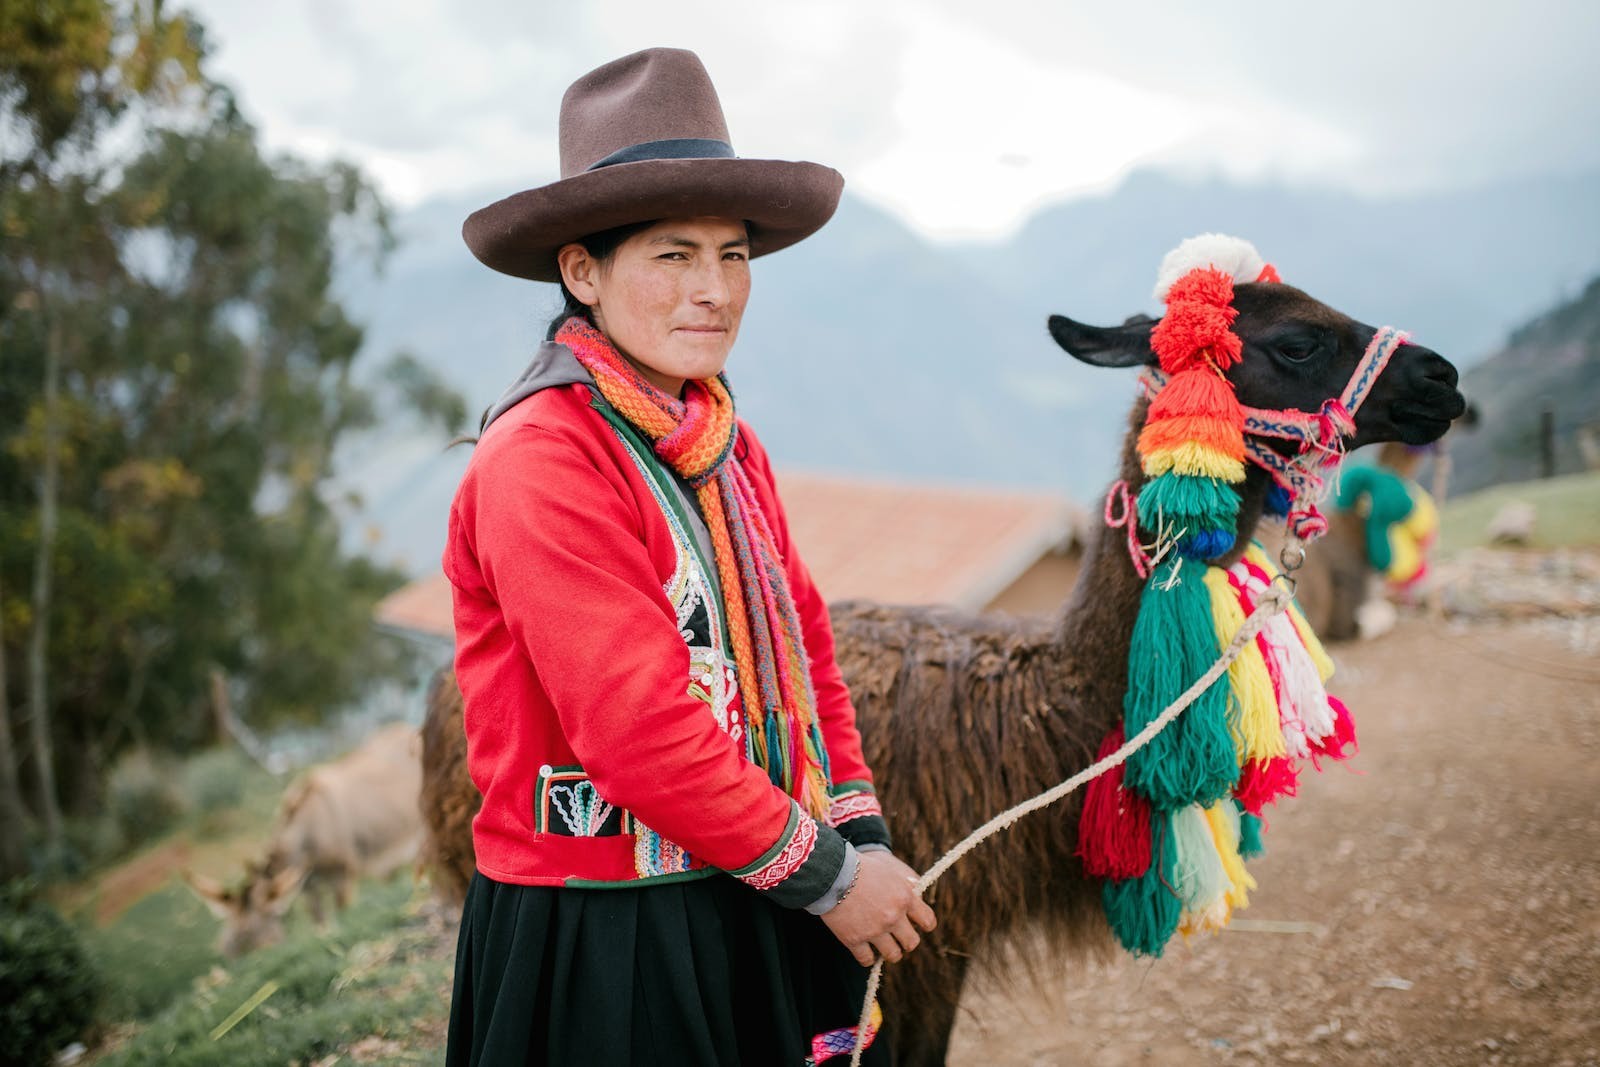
[586,137,737,171]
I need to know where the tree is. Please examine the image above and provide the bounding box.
[0,1,464,874]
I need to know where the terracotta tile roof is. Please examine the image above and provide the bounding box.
[774,471,1078,609]
[374,472,1079,641]
[374,571,456,641]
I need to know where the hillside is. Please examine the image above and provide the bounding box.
[332,168,1600,575]
[1448,276,1600,494]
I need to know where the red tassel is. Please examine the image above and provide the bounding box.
[1146,369,1246,426]
[1077,727,1153,880]
[1235,755,1300,816]
[1309,695,1359,767]
[1152,268,1244,372]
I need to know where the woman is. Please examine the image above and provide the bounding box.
[443,48,935,1066]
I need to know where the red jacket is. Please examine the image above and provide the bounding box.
[444,354,888,907]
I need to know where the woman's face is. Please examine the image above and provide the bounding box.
[559,217,752,396]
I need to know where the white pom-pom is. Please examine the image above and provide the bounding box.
[1153,233,1268,302]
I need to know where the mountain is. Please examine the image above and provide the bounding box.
[959,170,1600,373]
[332,168,1600,575]
[1447,275,1600,494]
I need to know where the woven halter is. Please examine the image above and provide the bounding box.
[1138,325,1409,541]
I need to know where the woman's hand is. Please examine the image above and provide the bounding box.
[820,850,937,967]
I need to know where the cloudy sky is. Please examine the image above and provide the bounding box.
[185,0,1600,240]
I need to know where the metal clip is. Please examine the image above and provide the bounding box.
[1270,570,1299,599]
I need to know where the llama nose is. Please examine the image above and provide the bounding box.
[1406,344,1459,390]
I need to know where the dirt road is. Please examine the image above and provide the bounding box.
[946,614,1600,1066]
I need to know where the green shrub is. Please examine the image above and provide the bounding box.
[0,884,102,1067]
[108,749,187,848]
[180,747,248,818]
[61,812,127,875]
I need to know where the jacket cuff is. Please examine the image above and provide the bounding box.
[730,801,847,909]
[804,842,861,915]
[826,780,892,851]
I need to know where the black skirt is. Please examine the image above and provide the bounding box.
[445,871,889,1067]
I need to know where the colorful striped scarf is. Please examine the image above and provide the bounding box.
[557,316,833,819]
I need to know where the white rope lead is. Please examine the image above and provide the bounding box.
[847,582,1295,1065]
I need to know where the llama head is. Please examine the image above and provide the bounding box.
[185,861,305,957]
[1046,238,1465,449]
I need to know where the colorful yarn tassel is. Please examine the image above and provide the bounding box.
[1122,558,1239,810]
[1173,804,1233,934]
[1103,809,1183,957]
[1208,802,1257,910]
[1076,727,1154,881]
[1093,236,1364,960]
[1237,808,1265,859]
[1309,695,1358,767]
[1203,567,1286,763]
[1236,754,1299,815]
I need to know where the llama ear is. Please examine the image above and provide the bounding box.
[1047,314,1156,368]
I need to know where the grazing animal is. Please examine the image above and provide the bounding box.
[189,722,423,957]
[418,242,1464,1063]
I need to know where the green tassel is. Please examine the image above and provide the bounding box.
[1123,557,1240,810]
[1237,807,1265,859]
[1137,474,1241,535]
[1102,809,1182,957]
[1171,805,1230,911]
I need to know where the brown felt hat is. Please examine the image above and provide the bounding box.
[463,47,845,282]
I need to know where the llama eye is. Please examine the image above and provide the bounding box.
[1276,339,1319,363]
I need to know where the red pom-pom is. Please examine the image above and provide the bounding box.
[1152,302,1240,373]
[1151,267,1244,372]
[1309,695,1359,767]
[1076,727,1153,880]
[1235,755,1299,815]
[1165,267,1236,309]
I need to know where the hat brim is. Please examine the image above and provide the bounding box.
[463,157,844,282]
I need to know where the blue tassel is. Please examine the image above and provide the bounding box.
[1265,483,1292,517]
[1178,528,1236,560]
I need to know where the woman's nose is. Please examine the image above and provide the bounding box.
[689,261,729,307]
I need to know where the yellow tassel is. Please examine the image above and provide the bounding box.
[1141,442,1247,481]
[1207,802,1257,910]
[1178,898,1232,938]
[1203,568,1285,761]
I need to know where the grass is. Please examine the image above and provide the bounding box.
[49,745,454,1066]
[82,886,224,1022]
[88,878,451,1067]
[1439,470,1600,556]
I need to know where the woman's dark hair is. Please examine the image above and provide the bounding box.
[453,219,662,448]
[544,219,659,339]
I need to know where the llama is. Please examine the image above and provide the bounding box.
[417,243,1465,1063]
[189,723,423,957]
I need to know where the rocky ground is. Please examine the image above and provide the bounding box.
[945,564,1600,1066]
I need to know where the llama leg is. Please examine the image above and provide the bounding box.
[304,878,328,926]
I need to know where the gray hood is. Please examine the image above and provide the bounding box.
[480,341,594,432]
[478,340,718,568]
